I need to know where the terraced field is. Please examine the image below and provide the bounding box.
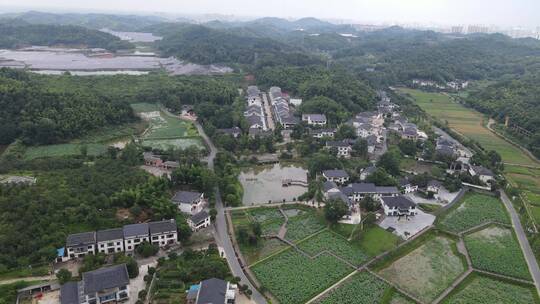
[464,225,531,280]
[438,193,510,233]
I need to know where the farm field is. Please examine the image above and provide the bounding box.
[285,211,327,241]
[21,122,145,160]
[315,271,391,304]
[398,88,536,166]
[378,236,466,303]
[464,225,531,280]
[251,249,353,304]
[131,102,203,150]
[441,273,539,304]
[298,230,369,266]
[438,193,510,233]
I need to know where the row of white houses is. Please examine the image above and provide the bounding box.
[61,219,178,261]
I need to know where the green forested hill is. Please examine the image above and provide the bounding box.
[0,23,133,50]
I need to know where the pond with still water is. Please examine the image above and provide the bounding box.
[239,163,308,205]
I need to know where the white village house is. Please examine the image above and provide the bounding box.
[96,228,124,255]
[326,141,352,158]
[322,169,350,184]
[66,232,96,259]
[172,191,206,215]
[60,264,130,304]
[123,223,150,253]
[381,195,417,216]
[186,278,237,304]
[188,210,211,231]
[149,220,178,247]
[302,114,327,126]
[469,165,495,183]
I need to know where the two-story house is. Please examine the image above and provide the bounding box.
[60,264,130,304]
[123,223,149,253]
[188,211,211,231]
[325,141,352,158]
[340,183,399,202]
[172,191,205,215]
[322,169,350,184]
[302,114,327,126]
[96,228,124,254]
[66,232,96,259]
[310,128,336,139]
[149,220,178,247]
[469,165,495,183]
[381,196,417,217]
[186,278,237,304]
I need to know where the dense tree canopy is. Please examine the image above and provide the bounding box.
[0,24,133,50]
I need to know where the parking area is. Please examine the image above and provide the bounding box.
[378,210,435,239]
[405,187,461,206]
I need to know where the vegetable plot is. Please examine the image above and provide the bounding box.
[442,273,539,304]
[438,193,510,233]
[316,272,390,304]
[298,230,369,266]
[251,249,352,304]
[464,226,531,280]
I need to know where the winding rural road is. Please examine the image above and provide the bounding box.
[194,120,267,304]
[500,191,540,296]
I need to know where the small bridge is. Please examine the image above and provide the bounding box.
[282,179,308,187]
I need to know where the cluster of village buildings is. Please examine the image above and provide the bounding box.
[412,79,469,90]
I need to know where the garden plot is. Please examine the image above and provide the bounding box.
[298,230,369,266]
[285,212,326,241]
[438,193,510,233]
[316,272,391,304]
[131,102,203,150]
[379,236,466,303]
[464,225,531,280]
[441,273,539,304]
[251,249,353,304]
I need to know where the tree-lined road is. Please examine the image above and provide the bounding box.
[195,119,267,304]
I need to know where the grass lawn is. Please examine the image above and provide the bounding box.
[130,102,160,113]
[399,88,537,166]
[251,249,354,304]
[298,229,369,266]
[437,193,510,233]
[331,223,357,239]
[441,272,539,304]
[357,226,401,257]
[464,225,531,280]
[378,236,467,303]
[316,271,392,304]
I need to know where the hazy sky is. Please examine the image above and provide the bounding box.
[1,0,539,28]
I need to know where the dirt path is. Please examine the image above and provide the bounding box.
[0,275,55,285]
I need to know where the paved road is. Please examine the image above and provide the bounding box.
[196,119,267,304]
[261,92,275,131]
[500,191,540,296]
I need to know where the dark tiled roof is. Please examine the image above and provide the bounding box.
[350,183,377,193]
[149,220,177,234]
[327,191,351,206]
[472,165,494,176]
[382,196,416,209]
[190,211,210,225]
[83,264,129,294]
[375,186,400,194]
[66,232,96,247]
[96,228,123,242]
[60,282,81,304]
[323,181,338,192]
[172,191,202,204]
[123,223,149,238]
[218,127,242,135]
[197,278,228,304]
[326,141,351,148]
[362,165,377,174]
[303,114,326,121]
[323,169,349,179]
